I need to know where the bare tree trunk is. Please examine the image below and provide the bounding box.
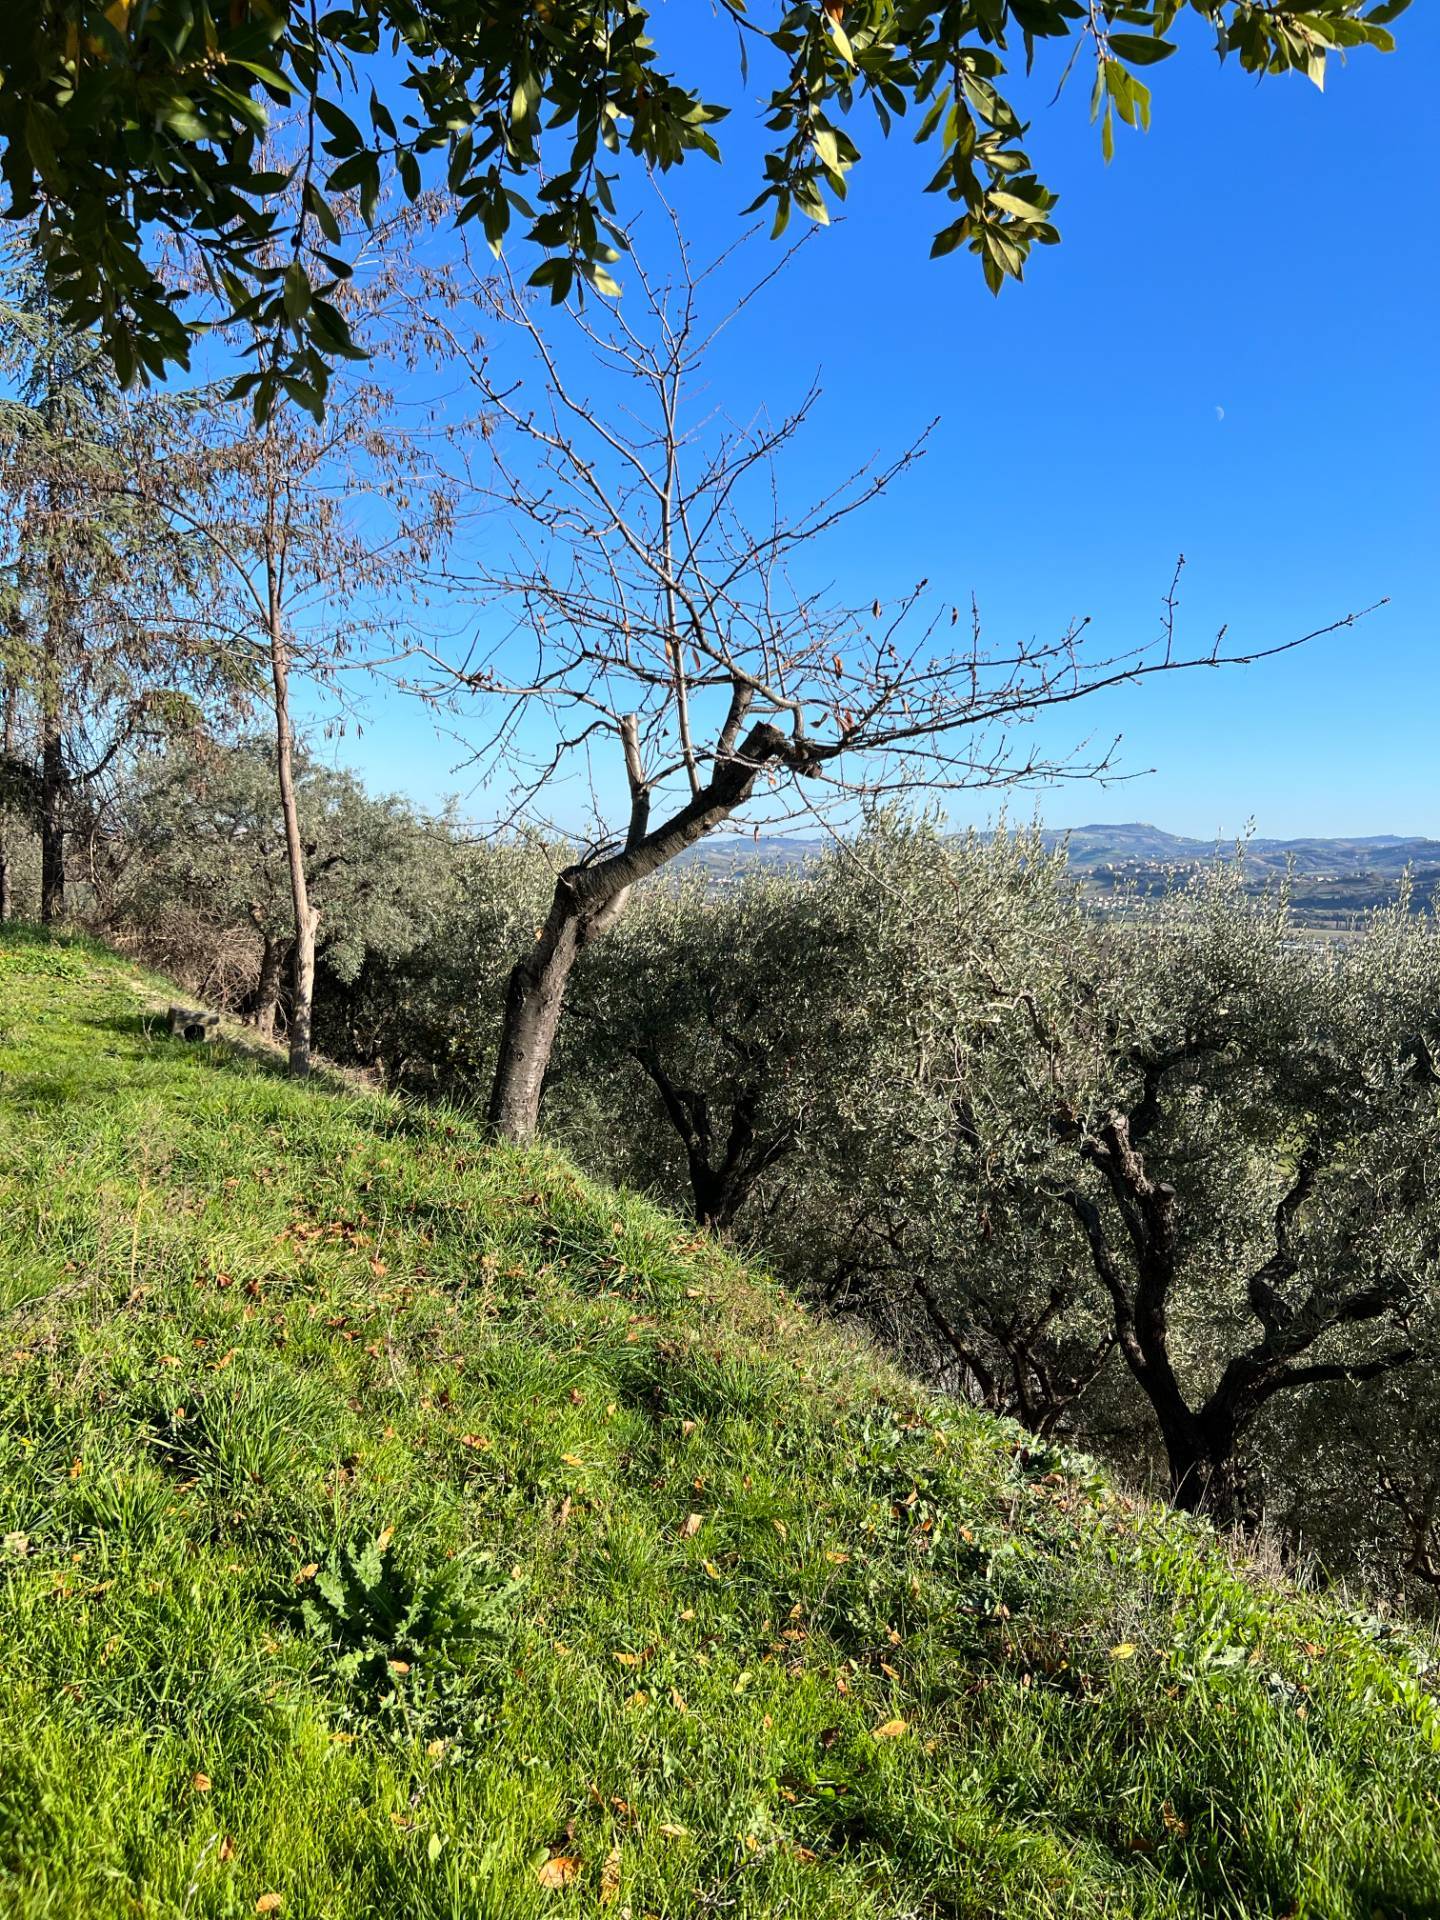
[259,430,319,1082]
[487,715,795,1144]
[39,676,64,925]
[0,671,14,924]
[266,594,318,1079]
[249,932,289,1041]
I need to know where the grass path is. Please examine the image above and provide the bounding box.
[0,927,1437,1918]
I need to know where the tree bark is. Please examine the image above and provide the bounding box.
[248,932,289,1042]
[39,678,64,925]
[261,436,319,1082]
[0,671,15,924]
[266,585,317,1079]
[488,717,803,1143]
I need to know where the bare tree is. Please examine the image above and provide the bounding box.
[414,223,1377,1142]
[138,202,455,1073]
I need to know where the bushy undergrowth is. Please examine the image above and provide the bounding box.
[0,927,1437,1918]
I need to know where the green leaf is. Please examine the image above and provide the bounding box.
[1107,34,1177,65]
[282,261,311,322]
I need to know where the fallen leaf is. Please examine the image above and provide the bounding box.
[658,1823,689,1839]
[701,1560,720,1580]
[679,1512,703,1539]
[219,1836,236,1862]
[680,1419,697,1438]
[294,1563,319,1584]
[599,1844,622,1906]
[613,1650,642,1667]
[561,1453,585,1468]
[670,1686,687,1713]
[376,1527,394,1553]
[459,1433,489,1450]
[1109,1643,1137,1661]
[191,1772,212,1793]
[871,1718,908,1740]
[388,1659,411,1675]
[824,1549,849,1565]
[536,1855,581,1890]
[255,1898,283,1915]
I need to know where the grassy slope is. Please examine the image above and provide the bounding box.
[0,932,1437,1920]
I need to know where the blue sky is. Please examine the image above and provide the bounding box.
[316,5,1438,842]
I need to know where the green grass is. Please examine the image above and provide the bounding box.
[1,926,1438,1920]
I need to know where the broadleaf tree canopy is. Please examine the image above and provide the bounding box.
[0,0,1406,414]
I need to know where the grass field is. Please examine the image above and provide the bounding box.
[1,926,1438,1918]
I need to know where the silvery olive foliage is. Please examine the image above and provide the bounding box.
[555,818,1440,1597]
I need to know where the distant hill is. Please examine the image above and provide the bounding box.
[680,823,1440,927]
[1044,823,1440,878]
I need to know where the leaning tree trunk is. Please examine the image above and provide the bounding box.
[486,717,800,1144]
[487,881,589,1141]
[266,596,318,1079]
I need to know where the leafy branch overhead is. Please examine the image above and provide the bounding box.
[0,0,1406,412]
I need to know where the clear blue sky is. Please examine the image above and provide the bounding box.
[317,5,1439,842]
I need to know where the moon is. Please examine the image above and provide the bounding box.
[1214,404,1226,423]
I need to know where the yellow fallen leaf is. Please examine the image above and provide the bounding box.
[376,1527,394,1553]
[871,1718,908,1740]
[219,1836,236,1862]
[561,1453,585,1467]
[701,1560,720,1580]
[670,1686,687,1713]
[824,1549,850,1564]
[658,1823,689,1838]
[1109,1643,1137,1660]
[459,1433,490,1450]
[294,1563,319,1584]
[191,1772,212,1793]
[599,1843,622,1905]
[679,1512,703,1539]
[613,1650,642,1667]
[536,1855,581,1889]
[255,1898,283,1916]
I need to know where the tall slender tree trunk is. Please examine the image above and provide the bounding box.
[260,434,318,1081]
[0,671,15,924]
[39,669,64,925]
[267,615,317,1078]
